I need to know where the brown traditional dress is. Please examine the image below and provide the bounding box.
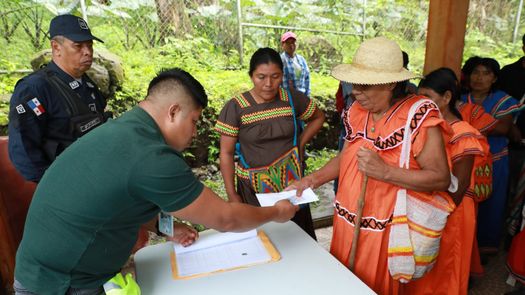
[215,87,319,239]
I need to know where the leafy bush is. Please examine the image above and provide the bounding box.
[305,148,338,175]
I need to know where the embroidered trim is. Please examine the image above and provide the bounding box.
[234,93,251,108]
[492,149,508,161]
[299,100,317,120]
[279,88,289,102]
[334,201,392,232]
[236,165,249,179]
[240,107,293,125]
[451,149,484,162]
[490,94,512,115]
[344,100,439,151]
[450,132,482,144]
[495,103,524,118]
[342,107,352,139]
[480,119,497,133]
[215,121,239,136]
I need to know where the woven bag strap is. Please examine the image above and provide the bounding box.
[399,99,433,169]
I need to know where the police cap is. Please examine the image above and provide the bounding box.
[49,14,104,43]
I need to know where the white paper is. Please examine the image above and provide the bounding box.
[255,188,319,207]
[174,230,256,254]
[173,230,271,277]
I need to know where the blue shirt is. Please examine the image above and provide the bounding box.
[461,90,522,158]
[281,52,311,97]
[8,61,106,181]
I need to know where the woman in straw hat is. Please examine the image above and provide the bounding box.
[289,37,455,294]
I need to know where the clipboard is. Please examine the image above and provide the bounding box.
[170,230,280,280]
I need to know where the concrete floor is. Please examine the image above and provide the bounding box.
[313,226,525,295]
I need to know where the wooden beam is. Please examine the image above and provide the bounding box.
[424,0,470,78]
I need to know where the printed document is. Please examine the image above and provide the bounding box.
[256,188,319,207]
[173,230,272,277]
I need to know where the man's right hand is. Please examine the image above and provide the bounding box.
[273,199,299,222]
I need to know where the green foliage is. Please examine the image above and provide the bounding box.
[464,29,523,67]
[305,148,338,175]
[0,100,9,134]
[2,0,525,162]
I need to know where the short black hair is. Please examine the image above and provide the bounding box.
[419,67,462,120]
[468,57,501,91]
[522,33,525,47]
[249,47,283,76]
[472,57,501,78]
[147,68,208,108]
[461,56,482,76]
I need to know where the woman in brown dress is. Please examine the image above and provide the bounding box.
[215,48,325,239]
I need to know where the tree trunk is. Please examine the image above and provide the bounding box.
[154,0,193,40]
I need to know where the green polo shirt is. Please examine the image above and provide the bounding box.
[15,106,203,295]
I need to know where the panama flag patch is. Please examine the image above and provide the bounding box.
[27,98,45,116]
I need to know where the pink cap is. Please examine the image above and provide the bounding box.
[281,31,297,42]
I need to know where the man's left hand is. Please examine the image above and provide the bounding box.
[166,223,199,247]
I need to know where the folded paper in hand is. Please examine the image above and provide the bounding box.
[256,188,319,207]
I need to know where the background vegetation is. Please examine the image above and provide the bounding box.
[1,0,524,166]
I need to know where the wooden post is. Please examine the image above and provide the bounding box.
[423,0,470,78]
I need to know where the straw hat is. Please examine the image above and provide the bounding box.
[332,37,420,85]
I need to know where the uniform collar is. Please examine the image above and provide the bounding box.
[46,61,85,90]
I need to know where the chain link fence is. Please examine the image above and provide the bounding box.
[0,0,523,74]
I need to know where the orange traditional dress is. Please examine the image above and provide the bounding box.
[331,95,451,295]
[403,120,490,295]
[457,101,497,134]
[457,101,497,277]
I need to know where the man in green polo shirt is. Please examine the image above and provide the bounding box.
[14,68,298,295]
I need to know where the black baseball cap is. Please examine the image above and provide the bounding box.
[49,14,104,43]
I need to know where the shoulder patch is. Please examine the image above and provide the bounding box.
[16,104,26,114]
[26,97,45,116]
[86,81,95,88]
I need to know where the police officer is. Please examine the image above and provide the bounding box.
[8,14,108,182]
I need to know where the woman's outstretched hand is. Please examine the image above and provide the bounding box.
[285,175,315,197]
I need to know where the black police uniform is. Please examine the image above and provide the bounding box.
[8,61,107,182]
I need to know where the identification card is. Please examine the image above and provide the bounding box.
[158,211,174,237]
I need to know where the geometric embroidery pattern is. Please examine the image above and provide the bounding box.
[345,100,438,151]
[236,147,302,193]
[334,201,392,231]
[214,121,239,136]
[472,162,492,202]
[241,106,293,125]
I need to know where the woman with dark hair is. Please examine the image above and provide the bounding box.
[405,67,492,295]
[215,47,325,239]
[460,56,482,94]
[461,57,522,255]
